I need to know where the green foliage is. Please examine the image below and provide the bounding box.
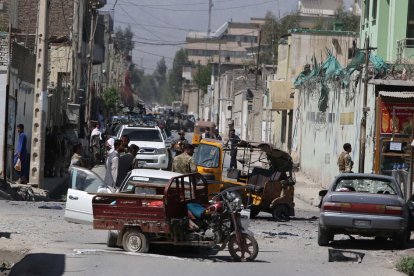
[168,49,189,96]
[335,9,360,32]
[114,26,134,54]
[154,57,167,86]
[396,256,414,276]
[103,86,120,110]
[193,65,212,93]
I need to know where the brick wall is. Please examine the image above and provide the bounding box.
[18,0,74,37]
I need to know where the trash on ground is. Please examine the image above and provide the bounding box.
[38,205,63,210]
[328,249,365,263]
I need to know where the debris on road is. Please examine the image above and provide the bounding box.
[328,249,365,263]
[38,204,63,210]
[262,231,299,238]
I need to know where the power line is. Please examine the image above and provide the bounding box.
[132,48,174,60]
[119,0,246,7]
[117,0,275,12]
[115,19,202,32]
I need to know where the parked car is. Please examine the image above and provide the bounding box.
[318,173,413,248]
[64,166,184,224]
[116,124,170,169]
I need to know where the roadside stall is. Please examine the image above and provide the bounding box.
[374,91,414,199]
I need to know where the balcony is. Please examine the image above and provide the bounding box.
[397,38,414,62]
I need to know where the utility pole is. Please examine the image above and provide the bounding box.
[217,40,222,128]
[255,28,262,90]
[86,3,99,128]
[2,24,12,183]
[359,36,376,173]
[29,0,49,188]
[207,0,213,36]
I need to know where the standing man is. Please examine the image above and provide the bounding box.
[172,144,196,174]
[171,129,189,156]
[104,139,121,187]
[116,144,139,187]
[90,123,102,164]
[214,129,222,141]
[337,143,353,173]
[119,135,130,155]
[201,127,211,139]
[226,129,240,169]
[14,124,28,184]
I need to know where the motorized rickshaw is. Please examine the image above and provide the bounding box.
[194,139,296,220]
[192,121,216,145]
[91,173,259,261]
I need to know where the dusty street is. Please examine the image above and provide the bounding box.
[0,194,410,275]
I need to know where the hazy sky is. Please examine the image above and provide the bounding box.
[104,0,354,74]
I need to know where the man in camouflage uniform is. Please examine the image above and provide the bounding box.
[337,143,353,173]
[172,144,196,174]
[171,129,189,156]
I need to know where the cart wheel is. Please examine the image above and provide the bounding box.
[107,230,118,248]
[122,229,149,253]
[272,204,290,221]
[249,207,260,219]
[228,233,259,262]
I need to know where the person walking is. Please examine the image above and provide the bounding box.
[90,123,102,164]
[14,124,28,184]
[171,129,189,156]
[226,129,240,169]
[172,144,196,174]
[116,144,139,187]
[337,143,353,173]
[104,139,121,187]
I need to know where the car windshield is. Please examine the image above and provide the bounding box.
[120,176,170,193]
[333,178,397,195]
[194,144,220,168]
[122,129,162,142]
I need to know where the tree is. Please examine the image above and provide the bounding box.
[103,86,120,110]
[168,49,189,97]
[114,26,134,55]
[154,57,167,86]
[193,65,212,93]
[335,9,360,32]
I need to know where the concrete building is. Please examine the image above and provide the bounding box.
[360,0,414,62]
[185,19,263,66]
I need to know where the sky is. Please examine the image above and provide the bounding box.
[104,0,354,74]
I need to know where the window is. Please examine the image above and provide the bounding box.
[407,0,414,42]
[372,0,377,24]
[70,167,105,193]
[334,178,397,195]
[193,144,220,168]
[122,129,162,142]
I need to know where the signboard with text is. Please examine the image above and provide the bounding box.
[381,102,414,134]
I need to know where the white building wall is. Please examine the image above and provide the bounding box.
[296,80,375,186]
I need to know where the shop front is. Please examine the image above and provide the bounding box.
[374,91,414,198]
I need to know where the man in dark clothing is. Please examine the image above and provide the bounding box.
[171,129,189,156]
[116,144,139,187]
[119,135,130,155]
[14,124,28,184]
[226,129,240,169]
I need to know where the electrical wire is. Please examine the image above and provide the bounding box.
[132,48,174,60]
[117,0,275,12]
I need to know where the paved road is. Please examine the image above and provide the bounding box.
[0,196,408,276]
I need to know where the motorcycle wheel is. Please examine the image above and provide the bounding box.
[228,233,258,262]
[122,229,149,253]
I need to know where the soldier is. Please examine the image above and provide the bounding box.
[172,144,196,174]
[226,129,240,169]
[337,143,353,173]
[171,129,189,156]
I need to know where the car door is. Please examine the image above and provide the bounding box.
[65,166,110,224]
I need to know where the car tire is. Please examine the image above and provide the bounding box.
[272,204,290,221]
[122,229,149,253]
[107,230,119,248]
[318,225,332,246]
[393,229,410,249]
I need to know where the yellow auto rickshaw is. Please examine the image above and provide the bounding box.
[192,121,216,146]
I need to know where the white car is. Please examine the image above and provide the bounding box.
[116,124,172,169]
[64,166,183,224]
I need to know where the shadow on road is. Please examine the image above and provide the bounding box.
[330,237,414,251]
[9,253,65,276]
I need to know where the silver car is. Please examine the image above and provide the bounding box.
[318,173,412,248]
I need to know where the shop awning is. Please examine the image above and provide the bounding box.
[379,91,414,98]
